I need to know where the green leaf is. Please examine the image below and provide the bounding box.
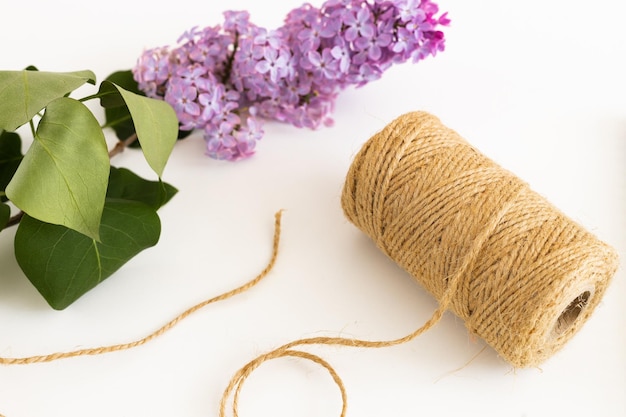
[0,130,23,202]
[100,70,192,147]
[0,69,96,131]
[99,71,139,146]
[107,166,178,209]
[100,81,178,177]
[5,97,109,241]
[14,199,161,310]
[0,202,9,230]
[99,70,144,107]
[98,72,138,110]
[104,103,137,144]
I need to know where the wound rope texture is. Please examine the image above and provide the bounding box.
[340,111,619,367]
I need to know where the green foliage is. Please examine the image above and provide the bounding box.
[100,71,140,143]
[0,130,23,202]
[0,202,9,230]
[6,97,109,241]
[0,67,179,309]
[100,70,192,147]
[15,200,161,310]
[107,167,178,210]
[0,69,95,131]
[101,81,178,177]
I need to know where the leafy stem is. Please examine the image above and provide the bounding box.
[101,113,132,129]
[28,119,36,137]
[0,68,179,309]
[6,211,23,228]
[79,90,117,102]
[108,133,138,158]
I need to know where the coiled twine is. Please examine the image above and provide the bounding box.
[341,111,619,367]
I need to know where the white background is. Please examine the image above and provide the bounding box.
[1,1,625,416]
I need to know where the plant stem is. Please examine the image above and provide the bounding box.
[5,211,24,229]
[108,133,138,158]
[221,31,239,85]
[79,90,116,102]
[29,119,36,137]
[101,114,131,129]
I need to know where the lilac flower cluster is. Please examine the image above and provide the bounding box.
[133,0,449,161]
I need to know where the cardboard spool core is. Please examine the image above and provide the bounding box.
[554,291,592,336]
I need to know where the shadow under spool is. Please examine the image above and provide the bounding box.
[341,111,619,367]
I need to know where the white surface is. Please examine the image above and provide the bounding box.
[1,1,625,416]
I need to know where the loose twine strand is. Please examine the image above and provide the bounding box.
[0,212,284,366]
[0,206,471,417]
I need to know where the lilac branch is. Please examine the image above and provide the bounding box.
[131,0,449,161]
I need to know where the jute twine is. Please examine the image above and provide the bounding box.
[341,111,619,367]
[0,111,619,417]
[0,212,284,366]
[220,111,620,415]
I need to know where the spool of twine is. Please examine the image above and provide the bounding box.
[341,111,619,367]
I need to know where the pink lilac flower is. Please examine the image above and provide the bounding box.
[330,44,350,73]
[223,10,251,33]
[132,0,449,161]
[347,62,380,86]
[164,82,201,128]
[342,8,376,42]
[397,0,425,22]
[392,26,416,54]
[255,47,290,83]
[198,86,222,121]
[354,31,393,61]
[306,48,340,80]
[252,30,283,59]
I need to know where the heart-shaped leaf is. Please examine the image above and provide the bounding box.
[99,72,140,147]
[107,166,178,210]
[0,69,96,131]
[5,97,109,241]
[0,130,23,202]
[0,202,9,230]
[99,70,144,108]
[14,199,161,310]
[100,81,178,178]
[100,70,193,147]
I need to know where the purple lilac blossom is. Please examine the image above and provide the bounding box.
[133,0,448,161]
